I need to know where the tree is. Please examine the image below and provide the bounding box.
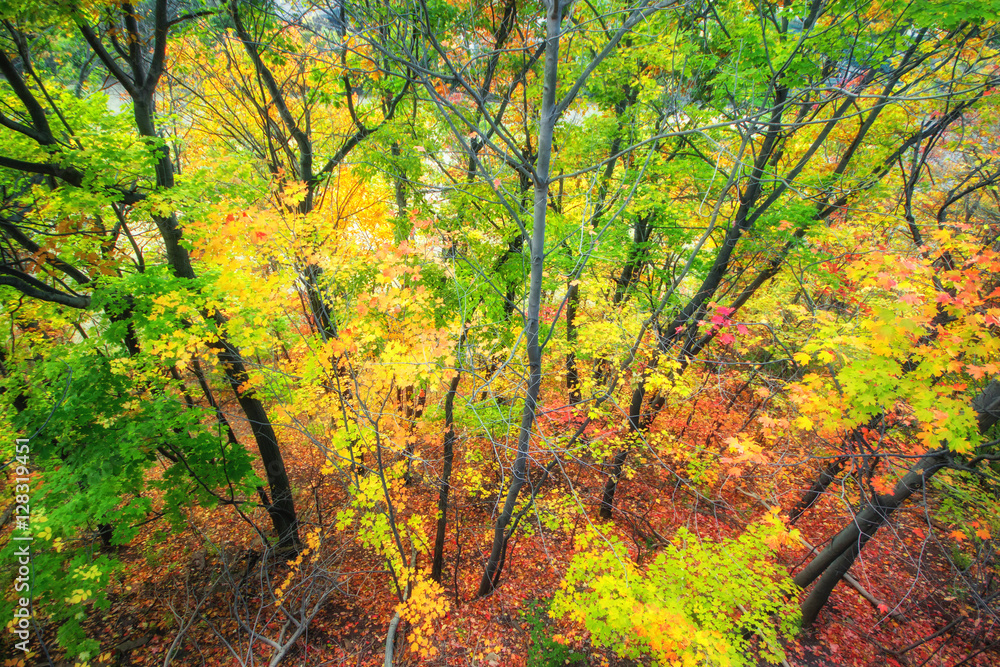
[0,0,300,569]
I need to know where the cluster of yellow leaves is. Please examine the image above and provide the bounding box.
[397,576,451,660]
[785,215,1000,452]
[720,435,768,477]
[149,327,219,369]
[554,519,800,667]
[64,589,93,605]
[760,506,802,549]
[29,513,63,552]
[273,528,323,605]
[62,563,103,604]
[631,609,728,667]
[643,356,685,395]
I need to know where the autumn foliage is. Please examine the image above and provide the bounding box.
[2,1,1000,666]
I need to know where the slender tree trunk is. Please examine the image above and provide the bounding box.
[596,81,791,514]
[213,328,301,549]
[613,213,652,305]
[392,141,410,243]
[599,447,631,519]
[476,0,561,597]
[565,96,632,406]
[599,369,665,518]
[89,2,305,550]
[432,372,461,582]
[565,278,581,405]
[134,88,303,550]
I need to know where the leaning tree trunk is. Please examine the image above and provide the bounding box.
[90,1,304,550]
[787,456,849,525]
[796,449,951,626]
[795,379,1000,626]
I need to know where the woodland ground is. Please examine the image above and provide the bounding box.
[15,396,991,667]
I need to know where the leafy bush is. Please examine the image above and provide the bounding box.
[552,515,801,666]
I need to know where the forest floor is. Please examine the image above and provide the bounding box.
[9,412,1000,667]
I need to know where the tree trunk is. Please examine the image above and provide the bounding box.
[476,0,561,598]
[119,109,301,544]
[613,213,653,305]
[788,456,849,525]
[565,279,581,405]
[599,447,631,519]
[599,371,664,519]
[101,5,304,550]
[431,372,461,583]
[795,379,1000,626]
[797,449,950,626]
[565,95,632,406]
[212,328,301,550]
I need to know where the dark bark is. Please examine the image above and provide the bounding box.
[613,213,653,305]
[593,77,794,513]
[431,372,461,583]
[795,379,1000,626]
[565,279,581,405]
[658,83,790,349]
[228,0,409,351]
[797,449,951,627]
[788,456,849,525]
[600,38,983,529]
[682,41,981,358]
[0,274,91,308]
[599,447,632,519]
[0,214,93,286]
[301,263,338,342]
[211,322,300,549]
[97,523,114,549]
[599,368,666,519]
[392,141,410,243]
[0,349,29,414]
[565,98,633,404]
